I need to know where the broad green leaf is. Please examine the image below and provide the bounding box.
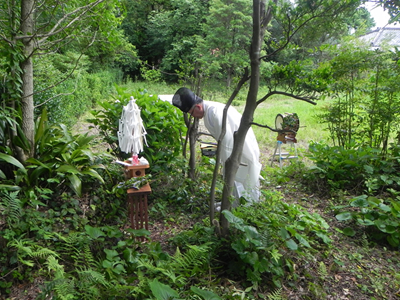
[244,225,260,240]
[123,248,136,263]
[85,225,105,239]
[104,249,119,260]
[387,235,400,248]
[342,227,355,237]
[391,200,400,213]
[279,228,290,239]
[191,286,222,300]
[102,260,112,268]
[35,108,48,144]
[112,263,126,274]
[335,212,352,221]
[285,239,298,250]
[315,232,332,244]
[378,203,391,212]
[222,210,245,231]
[351,195,369,207]
[356,218,374,226]
[295,233,311,248]
[149,279,180,300]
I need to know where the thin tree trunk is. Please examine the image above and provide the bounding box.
[20,0,35,160]
[219,0,272,236]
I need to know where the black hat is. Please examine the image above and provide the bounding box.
[172,87,202,113]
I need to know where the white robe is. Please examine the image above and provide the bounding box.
[203,101,262,203]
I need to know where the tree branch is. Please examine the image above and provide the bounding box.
[15,0,105,44]
[256,90,317,106]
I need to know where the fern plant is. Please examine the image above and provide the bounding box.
[7,237,59,267]
[0,190,22,228]
[266,288,284,300]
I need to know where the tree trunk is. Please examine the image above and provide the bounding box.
[219,0,271,236]
[188,118,199,180]
[20,0,35,160]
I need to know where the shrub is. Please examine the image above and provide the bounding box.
[305,141,400,196]
[89,85,186,172]
[336,195,400,248]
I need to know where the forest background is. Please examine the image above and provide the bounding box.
[1,0,400,299]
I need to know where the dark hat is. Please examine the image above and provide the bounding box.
[172,87,202,113]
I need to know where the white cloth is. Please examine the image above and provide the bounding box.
[203,101,262,203]
[118,98,148,154]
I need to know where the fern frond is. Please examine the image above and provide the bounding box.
[160,269,187,285]
[37,278,76,300]
[8,238,59,266]
[45,255,66,278]
[267,288,283,300]
[32,247,59,259]
[172,244,209,276]
[77,268,111,289]
[53,278,76,300]
[0,191,22,227]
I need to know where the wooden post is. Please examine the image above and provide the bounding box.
[124,162,151,240]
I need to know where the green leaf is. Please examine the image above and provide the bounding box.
[222,210,245,231]
[278,228,290,239]
[57,165,80,174]
[81,169,105,184]
[351,195,369,207]
[295,233,311,248]
[0,153,25,170]
[35,108,48,144]
[104,249,119,260]
[378,203,391,212]
[123,248,136,263]
[315,232,332,244]
[336,212,352,221]
[356,218,374,226]
[102,260,112,268]
[67,174,82,197]
[191,286,222,300]
[112,263,126,274]
[149,279,180,300]
[285,239,298,250]
[342,227,355,237]
[0,184,21,191]
[85,225,105,239]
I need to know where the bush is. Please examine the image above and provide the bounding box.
[89,85,186,172]
[305,141,400,196]
[336,194,400,248]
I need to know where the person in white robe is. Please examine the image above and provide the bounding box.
[172,87,262,203]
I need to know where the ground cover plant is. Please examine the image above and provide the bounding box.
[1,81,400,299]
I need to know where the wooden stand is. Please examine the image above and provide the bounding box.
[124,162,151,238]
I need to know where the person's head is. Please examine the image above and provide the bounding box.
[172,87,204,118]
